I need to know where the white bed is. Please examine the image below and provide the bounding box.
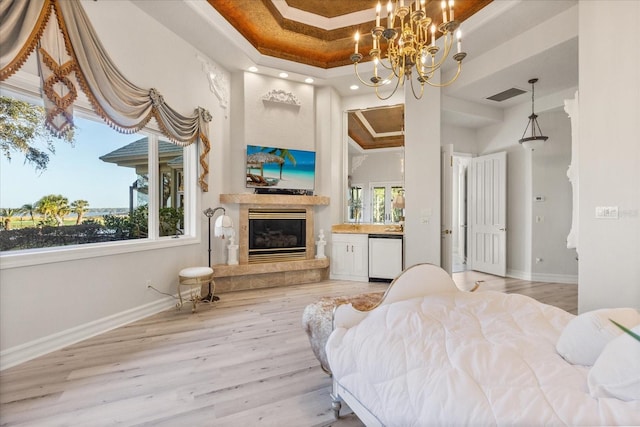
[326,264,640,426]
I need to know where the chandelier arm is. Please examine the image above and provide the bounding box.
[520,121,532,140]
[533,119,547,138]
[377,56,395,71]
[353,63,389,88]
[409,75,425,99]
[374,72,400,101]
[420,35,454,72]
[425,61,463,88]
[373,72,403,100]
[375,85,401,101]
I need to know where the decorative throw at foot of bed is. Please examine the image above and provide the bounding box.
[326,263,640,426]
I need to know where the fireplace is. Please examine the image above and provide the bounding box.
[248,209,307,263]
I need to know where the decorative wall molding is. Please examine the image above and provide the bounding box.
[261,89,301,106]
[197,54,229,117]
[350,154,368,173]
[564,90,579,252]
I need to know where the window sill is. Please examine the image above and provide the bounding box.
[0,236,200,270]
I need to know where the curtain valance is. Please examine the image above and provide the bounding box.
[0,0,211,190]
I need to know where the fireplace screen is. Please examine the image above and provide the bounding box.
[248,209,306,263]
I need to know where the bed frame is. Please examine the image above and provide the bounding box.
[330,263,461,423]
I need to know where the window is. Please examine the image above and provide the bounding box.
[0,89,194,260]
[370,182,403,224]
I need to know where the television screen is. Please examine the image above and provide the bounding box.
[246,145,316,192]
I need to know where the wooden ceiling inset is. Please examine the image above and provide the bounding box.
[348,104,404,150]
[208,0,493,69]
[285,0,374,18]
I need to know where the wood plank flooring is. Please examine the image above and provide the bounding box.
[0,273,577,426]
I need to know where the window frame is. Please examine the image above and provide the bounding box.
[0,72,201,270]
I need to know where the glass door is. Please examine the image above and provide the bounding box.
[370,182,403,224]
[347,184,363,223]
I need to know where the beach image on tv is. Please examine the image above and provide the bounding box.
[246,145,315,191]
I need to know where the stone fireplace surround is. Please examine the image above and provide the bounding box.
[209,194,330,293]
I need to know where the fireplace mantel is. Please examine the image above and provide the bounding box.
[210,193,330,294]
[220,193,329,206]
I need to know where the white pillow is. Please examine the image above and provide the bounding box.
[588,325,640,401]
[556,308,640,366]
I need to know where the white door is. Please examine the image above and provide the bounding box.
[470,151,507,276]
[440,144,453,275]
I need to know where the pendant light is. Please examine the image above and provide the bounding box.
[519,78,548,150]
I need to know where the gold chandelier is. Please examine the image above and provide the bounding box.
[351,0,466,100]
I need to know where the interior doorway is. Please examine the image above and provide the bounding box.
[452,154,472,273]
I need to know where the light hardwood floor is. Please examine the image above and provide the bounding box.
[0,273,577,426]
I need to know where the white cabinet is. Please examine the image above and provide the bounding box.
[330,233,369,282]
[368,235,403,280]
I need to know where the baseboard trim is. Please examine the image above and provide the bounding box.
[507,269,577,284]
[531,272,578,284]
[0,291,191,371]
[506,269,532,281]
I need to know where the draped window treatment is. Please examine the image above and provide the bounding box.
[0,0,211,191]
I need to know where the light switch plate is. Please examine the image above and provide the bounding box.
[595,206,619,219]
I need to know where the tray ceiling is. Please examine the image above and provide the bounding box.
[207,0,493,69]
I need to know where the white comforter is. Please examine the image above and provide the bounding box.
[326,291,640,426]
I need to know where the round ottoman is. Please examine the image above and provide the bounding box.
[177,266,214,312]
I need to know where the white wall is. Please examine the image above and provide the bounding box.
[0,0,228,367]
[315,86,342,237]
[243,73,315,152]
[577,1,640,311]
[404,83,442,267]
[442,124,478,154]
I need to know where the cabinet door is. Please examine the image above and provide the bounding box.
[350,237,369,279]
[331,240,352,277]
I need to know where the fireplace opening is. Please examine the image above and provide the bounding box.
[248,209,306,263]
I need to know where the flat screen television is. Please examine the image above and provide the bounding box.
[246,145,316,194]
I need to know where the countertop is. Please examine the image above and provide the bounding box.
[331,224,403,236]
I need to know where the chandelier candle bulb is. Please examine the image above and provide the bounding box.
[376,3,381,27]
[354,31,359,54]
[400,0,404,8]
[449,0,455,21]
[442,1,447,23]
[431,24,436,46]
[457,30,461,53]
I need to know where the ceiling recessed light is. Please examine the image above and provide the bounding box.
[248,66,258,72]
[350,85,359,90]
[305,77,314,84]
[279,72,289,78]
